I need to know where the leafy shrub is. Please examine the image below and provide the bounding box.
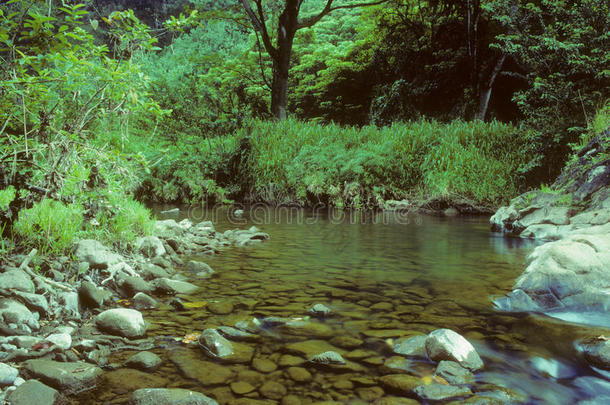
[14,199,83,255]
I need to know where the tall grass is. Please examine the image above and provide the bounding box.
[244,118,531,209]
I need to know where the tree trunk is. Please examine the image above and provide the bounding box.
[270,5,298,120]
[476,54,507,121]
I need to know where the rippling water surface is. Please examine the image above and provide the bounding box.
[78,207,610,404]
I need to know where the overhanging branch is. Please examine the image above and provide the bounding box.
[298,0,389,29]
[240,0,278,60]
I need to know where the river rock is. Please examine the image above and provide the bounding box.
[155,219,187,236]
[259,381,287,399]
[0,298,39,333]
[54,291,80,319]
[198,328,253,363]
[185,261,214,276]
[22,359,102,394]
[153,278,199,295]
[118,275,153,296]
[7,380,63,405]
[207,301,233,315]
[284,340,342,358]
[12,291,48,315]
[425,329,483,371]
[169,349,234,386]
[252,358,277,373]
[434,360,474,384]
[414,383,473,401]
[496,233,610,316]
[309,303,332,317]
[578,337,610,370]
[95,308,147,338]
[139,263,171,280]
[136,236,166,258]
[378,374,420,393]
[392,335,427,357]
[0,362,18,386]
[0,269,34,293]
[231,381,255,395]
[45,333,71,350]
[125,351,162,371]
[133,292,158,310]
[131,388,218,405]
[309,351,346,365]
[74,239,121,269]
[78,281,111,309]
[217,326,258,342]
[286,367,312,382]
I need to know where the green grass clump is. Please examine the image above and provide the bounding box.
[243,118,531,209]
[14,199,83,255]
[0,186,16,211]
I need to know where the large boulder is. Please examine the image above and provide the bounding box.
[495,233,610,318]
[95,308,147,338]
[425,329,483,371]
[22,359,102,394]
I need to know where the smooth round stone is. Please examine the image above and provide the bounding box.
[7,380,62,405]
[333,379,354,390]
[357,386,385,401]
[370,302,394,311]
[0,362,18,386]
[131,388,218,405]
[281,395,302,405]
[125,351,162,371]
[231,381,256,395]
[286,367,312,382]
[378,374,421,393]
[414,383,473,401]
[329,335,363,349]
[259,381,287,399]
[278,355,305,367]
[208,301,234,315]
[252,358,277,373]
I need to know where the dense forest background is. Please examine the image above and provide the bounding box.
[0,0,608,255]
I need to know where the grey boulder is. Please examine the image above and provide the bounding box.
[95,308,147,338]
[425,329,483,371]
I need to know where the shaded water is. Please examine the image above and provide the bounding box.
[79,207,609,404]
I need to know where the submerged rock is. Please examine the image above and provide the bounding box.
[434,360,475,384]
[95,308,147,338]
[131,388,218,405]
[425,329,483,371]
[169,349,234,386]
[198,328,253,363]
[392,335,427,357]
[578,337,610,371]
[125,351,162,371]
[414,383,473,401]
[22,359,102,394]
[309,303,332,317]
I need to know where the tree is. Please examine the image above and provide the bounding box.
[239,0,388,120]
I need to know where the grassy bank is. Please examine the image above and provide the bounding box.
[140,119,533,211]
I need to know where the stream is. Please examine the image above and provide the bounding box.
[76,207,610,404]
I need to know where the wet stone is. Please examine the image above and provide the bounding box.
[282,395,302,405]
[131,388,218,405]
[392,335,428,357]
[309,351,345,365]
[231,381,256,395]
[169,349,234,386]
[435,360,475,385]
[374,397,420,405]
[286,367,312,382]
[414,383,473,401]
[102,368,166,394]
[22,359,102,395]
[124,351,162,371]
[252,357,278,373]
[207,301,234,315]
[357,386,385,401]
[279,355,305,367]
[378,374,421,394]
[371,302,394,311]
[329,335,363,349]
[345,349,378,360]
[380,356,415,374]
[259,381,287,399]
[426,329,484,371]
[284,340,342,358]
[309,303,332,317]
[133,292,158,310]
[198,328,254,363]
[333,379,354,390]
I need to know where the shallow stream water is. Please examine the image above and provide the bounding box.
[77,207,610,404]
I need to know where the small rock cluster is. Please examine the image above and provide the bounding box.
[0,216,268,403]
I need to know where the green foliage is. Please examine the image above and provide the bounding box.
[0,186,16,211]
[486,0,609,183]
[241,118,530,208]
[14,198,83,254]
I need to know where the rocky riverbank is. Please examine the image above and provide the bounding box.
[491,131,610,378]
[0,218,269,404]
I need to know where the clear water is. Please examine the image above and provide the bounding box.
[77,207,610,404]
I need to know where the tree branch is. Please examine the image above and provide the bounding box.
[239,0,278,60]
[298,0,388,30]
